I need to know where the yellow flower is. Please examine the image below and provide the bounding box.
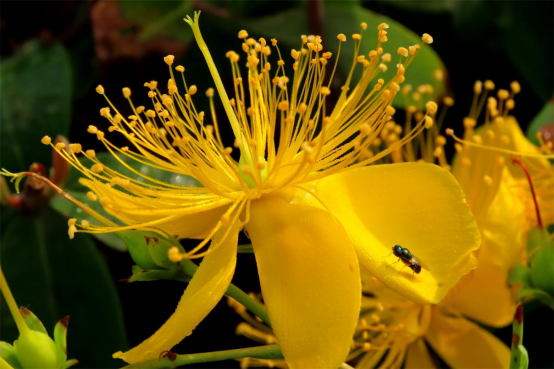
[9,13,480,368]
[355,81,554,368]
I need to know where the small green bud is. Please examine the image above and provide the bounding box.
[117,230,185,270]
[15,330,64,369]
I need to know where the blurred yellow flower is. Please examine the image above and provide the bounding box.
[355,81,554,368]
[4,12,481,368]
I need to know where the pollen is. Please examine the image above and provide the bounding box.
[164,55,175,66]
[95,85,104,94]
[421,33,433,44]
[41,136,52,145]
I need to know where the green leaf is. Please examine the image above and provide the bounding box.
[526,100,553,146]
[244,4,446,108]
[0,40,72,173]
[0,208,128,368]
[50,152,201,251]
[508,264,532,287]
[119,1,193,43]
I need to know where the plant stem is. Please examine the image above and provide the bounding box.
[123,345,282,369]
[0,266,29,334]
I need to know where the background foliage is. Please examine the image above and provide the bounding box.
[1,1,552,368]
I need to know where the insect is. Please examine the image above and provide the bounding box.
[390,245,423,274]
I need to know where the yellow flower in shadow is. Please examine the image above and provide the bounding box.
[2,12,481,368]
[354,81,553,368]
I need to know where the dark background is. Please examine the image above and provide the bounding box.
[1,1,553,368]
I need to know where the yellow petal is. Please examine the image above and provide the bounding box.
[405,339,436,369]
[246,190,361,369]
[307,163,480,304]
[113,224,239,363]
[425,308,510,368]
[443,170,525,327]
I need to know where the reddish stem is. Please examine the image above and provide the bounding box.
[511,157,543,229]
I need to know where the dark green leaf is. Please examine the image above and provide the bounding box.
[526,100,553,146]
[119,1,193,43]
[0,41,72,174]
[245,5,447,108]
[0,208,128,368]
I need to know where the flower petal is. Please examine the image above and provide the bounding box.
[425,308,510,368]
[246,190,361,369]
[113,224,239,363]
[308,163,480,304]
[442,171,524,327]
[405,339,436,369]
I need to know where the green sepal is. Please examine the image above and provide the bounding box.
[0,341,22,369]
[63,359,79,369]
[116,231,185,270]
[518,288,554,309]
[124,269,179,283]
[527,226,550,258]
[529,245,554,297]
[19,307,47,335]
[508,264,532,287]
[53,316,69,357]
[14,330,65,369]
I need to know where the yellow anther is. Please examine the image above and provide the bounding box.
[168,247,182,263]
[424,116,433,129]
[149,80,158,89]
[95,85,104,94]
[238,30,248,39]
[68,218,77,227]
[136,106,145,114]
[246,38,256,46]
[454,143,463,152]
[389,82,400,92]
[271,38,277,46]
[426,101,438,114]
[189,85,198,95]
[461,157,471,166]
[443,96,454,106]
[368,50,377,59]
[145,110,156,118]
[164,55,174,66]
[352,33,361,40]
[297,103,307,114]
[472,135,483,144]
[433,146,443,157]
[85,149,96,159]
[484,80,495,90]
[148,91,156,98]
[91,163,104,173]
[223,147,233,156]
[511,81,521,94]
[337,34,347,42]
[87,125,98,134]
[379,36,388,43]
[86,191,97,201]
[360,22,367,30]
[397,47,408,57]
[41,136,51,145]
[375,302,384,311]
[497,89,509,100]
[501,135,510,145]
[436,135,447,146]
[68,225,77,239]
[121,146,129,152]
[247,107,255,116]
[277,60,285,66]
[385,106,396,116]
[176,65,185,73]
[278,101,289,111]
[264,62,271,71]
[291,49,300,60]
[379,64,388,72]
[69,143,82,154]
[120,87,131,99]
[445,128,454,136]
[359,123,371,135]
[55,142,65,150]
[320,86,331,96]
[434,69,443,81]
[205,88,215,97]
[486,129,495,140]
[484,175,493,186]
[80,220,90,229]
[421,33,433,44]
[463,117,476,128]
[505,99,515,110]
[474,80,483,94]
[357,55,366,63]
[378,23,389,31]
